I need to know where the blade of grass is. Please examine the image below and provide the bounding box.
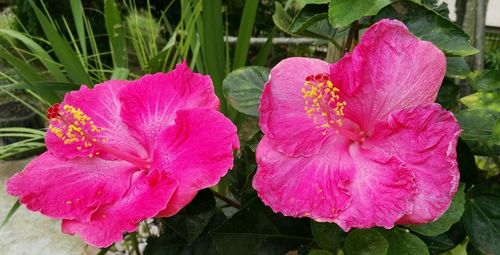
[233,0,259,69]
[105,0,128,70]
[201,0,227,114]
[0,200,21,230]
[29,0,91,85]
[254,27,278,66]
[69,0,88,58]
[0,29,67,82]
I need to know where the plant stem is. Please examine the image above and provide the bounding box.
[342,21,358,55]
[212,190,241,209]
[130,232,141,255]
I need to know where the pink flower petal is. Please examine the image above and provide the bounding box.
[62,168,177,247]
[330,19,446,132]
[259,57,332,157]
[253,136,354,222]
[119,62,219,151]
[367,104,460,224]
[153,108,239,217]
[46,81,148,160]
[335,145,416,231]
[6,152,136,221]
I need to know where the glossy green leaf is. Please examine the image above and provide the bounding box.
[436,78,459,110]
[273,3,335,41]
[308,250,334,255]
[211,198,313,255]
[222,66,269,117]
[455,109,500,155]
[376,1,478,56]
[344,229,388,255]
[163,189,216,244]
[378,229,429,255]
[311,221,344,253]
[460,92,500,111]
[417,222,466,255]
[446,57,470,79]
[298,0,330,4]
[469,69,500,92]
[329,0,391,28]
[410,184,465,236]
[462,187,500,255]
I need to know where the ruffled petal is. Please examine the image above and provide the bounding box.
[46,81,147,160]
[330,19,446,132]
[61,168,177,247]
[335,145,416,231]
[260,57,333,157]
[6,152,136,221]
[367,104,460,224]
[119,62,219,151]
[253,136,354,222]
[153,108,239,217]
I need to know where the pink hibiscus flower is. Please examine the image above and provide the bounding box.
[253,19,460,231]
[6,62,239,247]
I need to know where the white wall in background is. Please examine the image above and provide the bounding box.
[440,0,500,27]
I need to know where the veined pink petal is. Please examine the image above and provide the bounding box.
[6,152,136,221]
[153,108,239,217]
[330,19,446,132]
[335,145,416,231]
[119,62,219,151]
[367,104,460,224]
[259,57,332,157]
[62,168,177,247]
[253,136,354,222]
[46,81,148,160]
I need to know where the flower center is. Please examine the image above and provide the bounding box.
[302,74,346,135]
[48,103,150,169]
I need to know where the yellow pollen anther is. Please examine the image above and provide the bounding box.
[302,74,347,135]
[48,104,108,153]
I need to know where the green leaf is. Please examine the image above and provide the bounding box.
[417,222,466,255]
[378,229,429,255]
[222,66,268,117]
[344,229,388,255]
[462,187,500,255]
[460,92,500,111]
[311,221,344,253]
[455,109,500,155]
[409,184,465,236]
[469,69,500,92]
[436,78,459,110]
[376,1,478,56]
[446,57,470,79]
[144,212,226,255]
[273,3,335,41]
[163,189,216,244]
[308,250,334,255]
[298,0,330,4]
[211,198,313,255]
[328,0,392,28]
[0,200,21,229]
[104,0,128,69]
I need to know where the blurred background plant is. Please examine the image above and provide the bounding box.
[0,0,498,254]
